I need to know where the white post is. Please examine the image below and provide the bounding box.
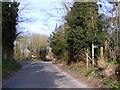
[92,43,95,67]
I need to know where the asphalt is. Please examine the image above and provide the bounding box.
[2,61,87,88]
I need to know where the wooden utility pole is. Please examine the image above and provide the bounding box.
[100,46,104,60]
[92,43,95,67]
[86,48,89,69]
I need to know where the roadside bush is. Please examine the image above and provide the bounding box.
[110,81,120,89]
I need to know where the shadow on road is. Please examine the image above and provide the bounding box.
[2,61,72,88]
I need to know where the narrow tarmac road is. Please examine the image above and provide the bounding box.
[3,61,87,88]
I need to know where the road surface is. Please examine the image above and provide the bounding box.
[3,61,87,88]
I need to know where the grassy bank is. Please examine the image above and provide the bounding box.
[69,64,120,89]
[2,60,21,78]
[53,60,120,89]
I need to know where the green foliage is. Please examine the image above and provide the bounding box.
[51,43,65,55]
[112,59,119,64]
[103,79,110,85]
[2,2,20,60]
[50,25,67,57]
[65,2,107,64]
[85,68,96,76]
[116,54,120,63]
[110,81,120,89]
[102,78,120,89]
[14,33,48,59]
[103,79,120,89]
[49,3,119,87]
[2,60,21,77]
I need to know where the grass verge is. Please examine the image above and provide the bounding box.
[2,60,21,78]
[65,62,120,89]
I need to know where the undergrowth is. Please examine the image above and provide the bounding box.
[68,61,120,89]
[103,78,120,89]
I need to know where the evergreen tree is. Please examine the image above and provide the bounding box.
[49,25,67,59]
[2,2,19,60]
[65,2,107,66]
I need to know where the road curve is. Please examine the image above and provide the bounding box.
[3,61,87,88]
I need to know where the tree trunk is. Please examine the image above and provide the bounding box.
[6,44,14,60]
[104,41,108,60]
[2,45,7,60]
[67,47,73,65]
[7,48,14,60]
